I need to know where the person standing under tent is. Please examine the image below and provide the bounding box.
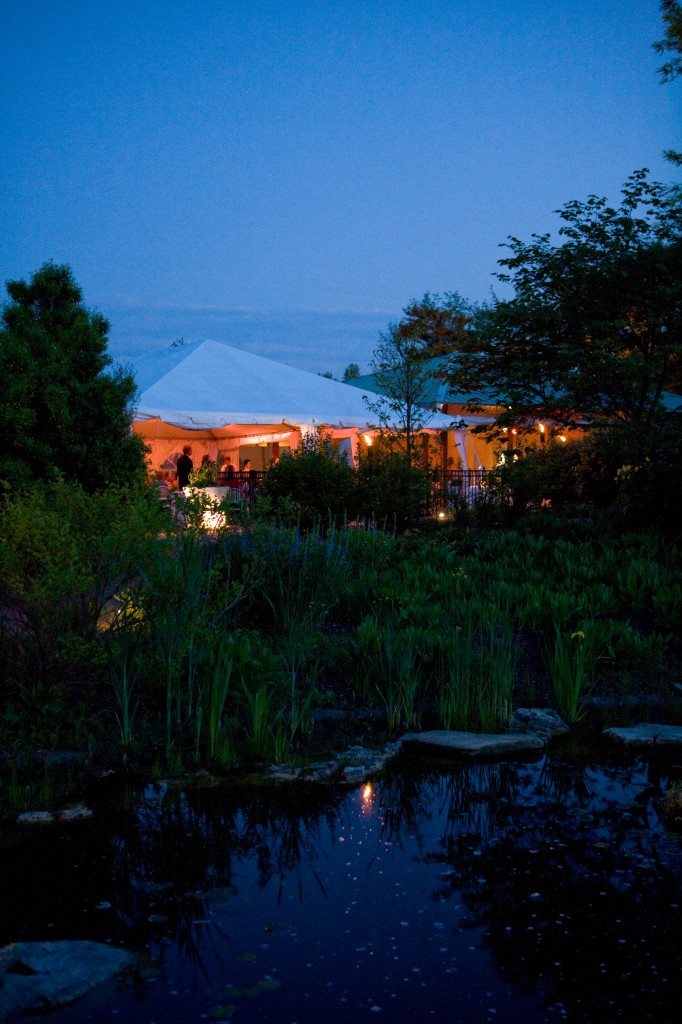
[176,445,193,488]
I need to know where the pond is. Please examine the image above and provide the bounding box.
[1,746,681,1024]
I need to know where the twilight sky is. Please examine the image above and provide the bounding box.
[1,0,679,377]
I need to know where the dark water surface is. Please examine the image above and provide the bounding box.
[1,749,681,1024]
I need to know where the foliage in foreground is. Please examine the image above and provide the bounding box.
[0,483,680,816]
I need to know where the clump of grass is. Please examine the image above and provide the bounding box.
[543,620,615,723]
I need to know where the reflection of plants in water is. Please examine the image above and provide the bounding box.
[533,756,596,805]
[372,770,429,851]
[418,765,682,1022]
[369,759,682,1022]
[228,785,346,905]
[101,781,349,965]
[374,762,527,849]
[175,897,232,977]
[435,762,523,840]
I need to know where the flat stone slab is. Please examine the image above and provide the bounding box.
[0,940,134,1019]
[401,730,546,760]
[603,724,682,750]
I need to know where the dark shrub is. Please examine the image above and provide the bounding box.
[256,434,359,529]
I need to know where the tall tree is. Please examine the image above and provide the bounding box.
[0,262,147,491]
[442,171,682,442]
[396,291,483,355]
[364,325,443,467]
[654,0,682,164]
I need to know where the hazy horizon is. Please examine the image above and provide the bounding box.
[103,301,397,378]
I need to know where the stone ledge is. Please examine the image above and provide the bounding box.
[16,804,93,825]
[401,730,546,760]
[603,723,682,750]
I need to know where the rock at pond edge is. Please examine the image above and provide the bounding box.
[401,730,546,759]
[513,708,570,737]
[603,723,682,750]
[0,940,134,1020]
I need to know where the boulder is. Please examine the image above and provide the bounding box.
[513,708,570,738]
[401,730,546,760]
[0,940,134,1020]
[603,723,682,750]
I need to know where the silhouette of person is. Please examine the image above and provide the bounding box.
[176,445,193,488]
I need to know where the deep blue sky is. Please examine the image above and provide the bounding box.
[2,1,679,376]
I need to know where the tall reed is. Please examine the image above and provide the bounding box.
[433,622,474,730]
[544,620,615,723]
[253,523,350,743]
[473,622,518,732]
[141,531,213,762]
[433,617,518,732]
[195,641,236,763]
[242,682,273,759]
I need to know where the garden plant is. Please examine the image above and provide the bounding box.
[1,465,680,819]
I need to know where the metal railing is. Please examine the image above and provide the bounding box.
[426,469,507,513]
[210,467,506,516]
[215,470,265,508]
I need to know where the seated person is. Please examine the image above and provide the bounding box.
[154,471,171,502]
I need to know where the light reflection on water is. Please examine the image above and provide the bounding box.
[1,750,681,1023]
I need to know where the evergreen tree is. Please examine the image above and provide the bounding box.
[0,262,147,491]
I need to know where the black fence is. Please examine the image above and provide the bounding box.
[426,469,507,514]
[210,467,506,517]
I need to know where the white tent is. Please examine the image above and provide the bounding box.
[128,339,455,433]
[123,339,457,473]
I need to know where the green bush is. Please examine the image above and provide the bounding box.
[0,480,164,693]
[500,439,586,513]
[189,459,219,487]
[501,419,682,530]
[355,450,431,529]
[613,417,682,531]
[256,434,359,529]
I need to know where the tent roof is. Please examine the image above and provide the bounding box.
[125,339,455,431]
[348,355,682,417]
